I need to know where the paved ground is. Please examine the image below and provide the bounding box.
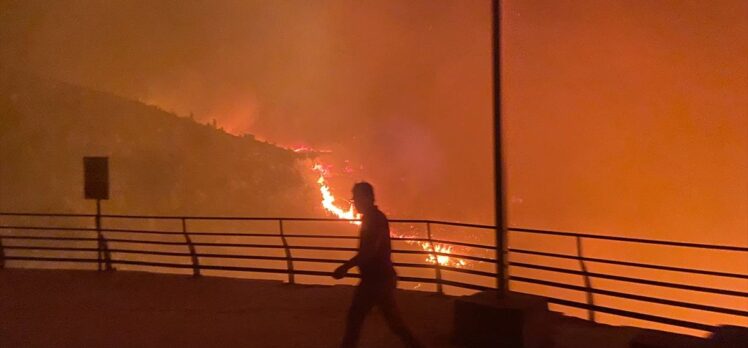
[0,269,648,347]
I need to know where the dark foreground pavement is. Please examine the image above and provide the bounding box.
[1,269,645,347]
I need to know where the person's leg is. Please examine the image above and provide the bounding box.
[377,283,423,348]
[341,285,375,348]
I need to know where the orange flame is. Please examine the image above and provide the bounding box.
[312,163,361,224]
[311,162,466,268]
[423,242,467,267]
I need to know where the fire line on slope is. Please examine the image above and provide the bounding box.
[310,161,466,268]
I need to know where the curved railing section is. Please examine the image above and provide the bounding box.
[0,211,745,335]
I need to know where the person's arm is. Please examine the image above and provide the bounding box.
[333,219,384,279]
[347,227,383,267]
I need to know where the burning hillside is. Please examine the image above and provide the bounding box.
[0,69,319,217]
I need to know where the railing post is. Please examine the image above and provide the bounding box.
[96,201,113,271]
[426,222,444,294]
[182,218,200,277]
[0,236,5,269]
[95,200,104,271]
[278,220,294,284]
[102,235,112,271]
[576,236,595,322]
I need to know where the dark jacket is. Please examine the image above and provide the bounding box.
[353,206,395,281]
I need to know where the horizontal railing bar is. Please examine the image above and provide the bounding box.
[0,224,493,252]
[404,220,496,230]
[439,266,497,278]
[191,254,406,267]
[397,276,437,284]
[105,229,356,239]
[0,212,96,218]
[104,261,479,290]
[509,227,748,252]
[4,256,98,263]
[3,245,99,252]
[103,228,284,237]
[0,236,98,242]
[190,254,426,268]
[0,225,96,232]
[3,226,283,238]
[36,247,481,274]
[544,297,714,332]
[391,237,431,243]
[106,238,197,246]
[288,269,434,280]
[510,262,748,298]
[427,238,495,250]
[107,261,343,279]
[186,254,434,270]
[288,245,358,252]
[102,228,185,235]
[6,249,435,269]
[291,256,344,264]
[109,249,193,257]
[392,249,496,263]
[104,215,358,222]
[104,230,490,248]
[194,254,358,265]
[283,234,359,239]
[197,253,288,261]
[113,259,494,292]
[111,260,202,269]
[3,236,490,262]
[192,242,284,248]
[438,279,495,291]
[3,240,492,262]
[509,276,748,317]
[289,269,343,277]
[189,231,282,237]
[391,237,495,250]
[509,248,748,280]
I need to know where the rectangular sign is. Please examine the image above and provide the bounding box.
[84,157,109,200]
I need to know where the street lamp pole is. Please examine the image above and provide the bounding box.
[492,0,508,298]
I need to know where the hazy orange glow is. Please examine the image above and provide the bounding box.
[1,0,745,337]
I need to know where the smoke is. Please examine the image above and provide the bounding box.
[1,0,746,243]
[0,0,494,224]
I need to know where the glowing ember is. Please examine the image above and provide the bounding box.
[311,162,466,268]
[292,145,332,154]
[423,242,467,268]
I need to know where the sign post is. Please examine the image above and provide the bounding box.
[84,157,111,271]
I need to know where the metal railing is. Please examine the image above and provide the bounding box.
[0,212,746,334]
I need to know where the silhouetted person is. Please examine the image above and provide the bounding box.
[332,182,423,348]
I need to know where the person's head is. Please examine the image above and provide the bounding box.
[352,181,375,212]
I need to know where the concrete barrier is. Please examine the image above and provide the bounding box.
[708,325,748,348]
[453,291,551,348]
[629,329,709,348]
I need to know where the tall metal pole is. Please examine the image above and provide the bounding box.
[492,0,508,298]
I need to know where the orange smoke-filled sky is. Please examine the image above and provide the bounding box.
[0,0,745,244]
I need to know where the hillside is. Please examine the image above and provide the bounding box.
[0,69,319,217]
